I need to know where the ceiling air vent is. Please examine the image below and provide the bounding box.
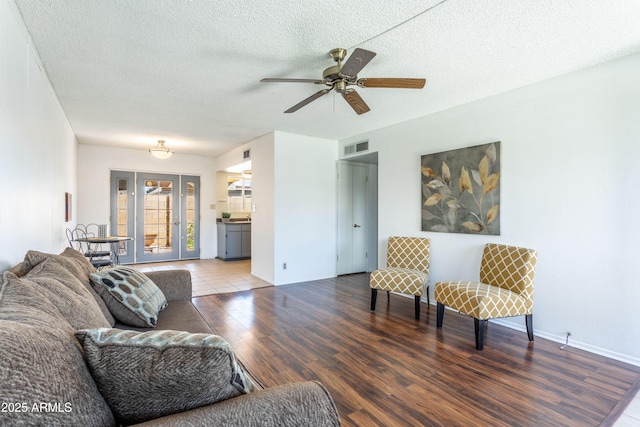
[243,149,251,159]
[344,141,369,156]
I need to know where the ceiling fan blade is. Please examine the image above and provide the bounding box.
[342,89,370,115]
[358,78,426,89]
[284,88,332,113]
[339,48,377,78]
[261,78,324,84]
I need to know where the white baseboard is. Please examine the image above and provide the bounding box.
[489,318,640,368]
[417,299,640,367]
[250,272,274,286]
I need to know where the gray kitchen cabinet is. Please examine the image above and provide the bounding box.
[217,222,251,260]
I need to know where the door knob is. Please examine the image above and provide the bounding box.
[353,224,361,228]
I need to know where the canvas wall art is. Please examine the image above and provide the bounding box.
[421,141,500,235]
[65,192,72,222]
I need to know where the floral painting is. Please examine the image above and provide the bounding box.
[421,141,500,235]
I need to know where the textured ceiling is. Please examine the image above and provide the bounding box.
[13,0,640,157]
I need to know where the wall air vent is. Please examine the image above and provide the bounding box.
[243,149,251,159]
[344,141,369,156]
[356,141,369,152]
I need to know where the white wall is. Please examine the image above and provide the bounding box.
[215,131,338,285]
[341,53,640,365]
[76,144,217,258]
[273,131,338,285]
[249,133,275,284]
[213,134,276,283]
[0,0,77,269]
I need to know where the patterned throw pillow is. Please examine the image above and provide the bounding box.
[89,267,167,327]
[74,328,259,424]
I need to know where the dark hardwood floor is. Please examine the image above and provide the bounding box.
[192,273,640,426]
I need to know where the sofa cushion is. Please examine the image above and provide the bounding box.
[17,248,94,278]
[117,300,214,333]
[16,248,116,326]
[90,266,167,327]
[144,269,193,302]
[0,272,116,427]
[132,381,341,427]
[75,328,259,425]
[23,258,111,330]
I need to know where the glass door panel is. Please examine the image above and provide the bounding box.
[181,175,200,259]
[136,173,179,262]
[110,171,134,264]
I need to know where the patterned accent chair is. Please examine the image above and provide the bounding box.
[435,243,538,350]
[370,237,431,320]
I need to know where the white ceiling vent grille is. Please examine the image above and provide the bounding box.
[344,141,369,156]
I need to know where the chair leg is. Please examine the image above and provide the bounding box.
[370,288,377,311]
[474,318,486,350]
[414,296,420,320]
[436,303,444,328]
[387,290,391,299]
[426,286,430,306]
[526,314,534,341]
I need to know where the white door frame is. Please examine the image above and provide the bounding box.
[336,157,378,275]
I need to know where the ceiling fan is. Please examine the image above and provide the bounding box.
[261,48,426,115]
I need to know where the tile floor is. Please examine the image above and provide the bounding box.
[130,258,640,425]
[131,258,271,297]
[615,393,640,426]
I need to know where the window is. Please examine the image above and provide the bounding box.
[227,176,251,212]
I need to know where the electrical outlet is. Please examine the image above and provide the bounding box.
[282,262,287,270]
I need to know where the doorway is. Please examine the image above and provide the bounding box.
[110,171,200,263]
[336,154,378,275]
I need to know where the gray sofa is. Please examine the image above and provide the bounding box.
[0,248,340,426]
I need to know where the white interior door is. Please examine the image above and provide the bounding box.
[337,162,368,275]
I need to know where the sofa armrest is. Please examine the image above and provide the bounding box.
[131,381,341,427]
[144,270,192,302]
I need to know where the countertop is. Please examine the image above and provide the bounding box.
[217,219,251,224]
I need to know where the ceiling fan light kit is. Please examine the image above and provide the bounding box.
[261,47,426,115]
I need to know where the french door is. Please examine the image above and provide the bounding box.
[136,173,179,262]
[110,171,200,263]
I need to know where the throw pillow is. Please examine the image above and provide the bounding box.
[24,258,111,330]
[89,266,167,327]
[74,328,259,424]
[18,248,96,278]
[16,248,116,326]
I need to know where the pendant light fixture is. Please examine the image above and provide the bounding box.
[149,140,173,159]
